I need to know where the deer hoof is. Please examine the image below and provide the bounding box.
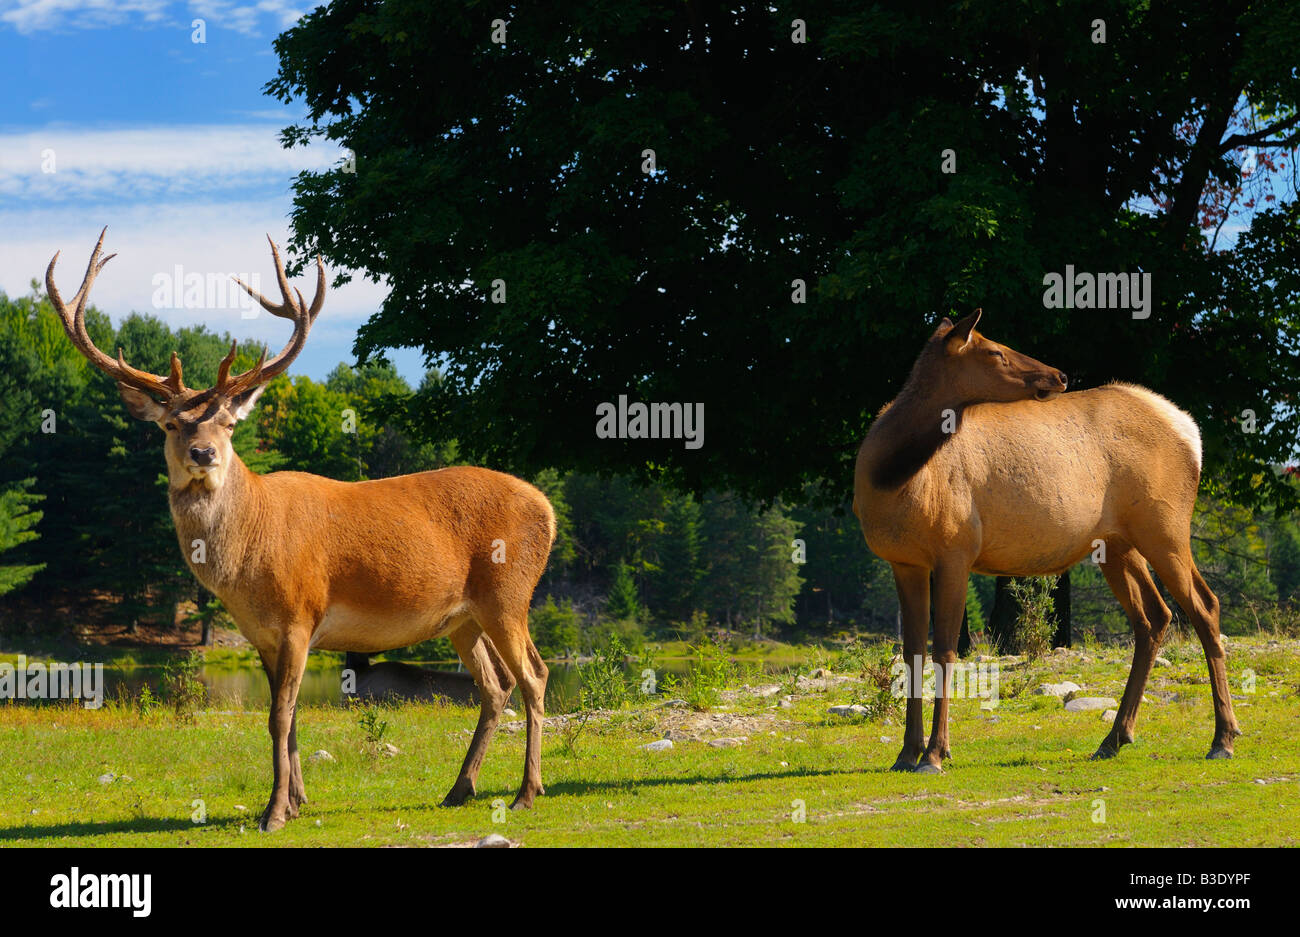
[258,810,287,833]
[1206,746,1233,760]
[913,762,943,775]
[440,779,475,807]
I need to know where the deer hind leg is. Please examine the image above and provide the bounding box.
[474,606,549,809]
[260,629,310,832]
[1139,541,1240,759]
[259,649,308,811]
[889,563,929,772]
[916,563,971,773]
[1093,541,1172,759]
[441,621,516,807]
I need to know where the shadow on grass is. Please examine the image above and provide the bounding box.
[0,816,198,842]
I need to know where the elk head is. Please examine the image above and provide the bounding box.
[931,308,1067,403]
[47,229,325,493]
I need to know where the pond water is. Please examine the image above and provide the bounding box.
[102,657,799,711]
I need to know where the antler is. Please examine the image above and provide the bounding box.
[46,227,186,400]
[224,235,325,396]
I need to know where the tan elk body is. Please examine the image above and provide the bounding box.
[48,231,555,830]
[853,310,1239,772]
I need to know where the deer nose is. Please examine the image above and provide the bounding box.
[189,446,216,466]
[1058,372,1068,389]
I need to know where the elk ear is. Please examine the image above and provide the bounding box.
[229,384,267,422]
[118,383,167,422]
[945,308,982,350]
[932,316,956,339]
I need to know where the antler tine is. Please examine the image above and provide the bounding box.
[224,236,326,394]
[47,229,184,399]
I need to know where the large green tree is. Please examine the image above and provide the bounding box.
[268,0,1300,509]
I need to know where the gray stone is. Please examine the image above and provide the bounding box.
[708,737,746,748]
[1154,656,1172,667]
[1065,696,1119,712]
[97,772,116,785]
[828,704,869,716]
[308,750,334,763]
[640,739,673,752]
[476,834,513,848]
[1102,709,1118,723]
[1036,681,1082,698]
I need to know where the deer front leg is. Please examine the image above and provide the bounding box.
[889,563,930,771]
[260,631,309,832]
[260,649,307,810]
[916,563,970,774]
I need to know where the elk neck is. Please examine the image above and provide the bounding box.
[167,453,269,589]
[862,371,969,491]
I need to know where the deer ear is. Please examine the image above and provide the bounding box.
[118,383,167,422]
[932,316,956,339]
[229,384,267,422]
[945,308,982,350]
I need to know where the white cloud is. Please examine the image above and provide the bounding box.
[0,0,170,33]
[0,0,307,36]
[0,200,396,380]
[0,124,341,202]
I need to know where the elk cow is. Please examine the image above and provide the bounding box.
[47,230,555,830]
[853,309,1239,772]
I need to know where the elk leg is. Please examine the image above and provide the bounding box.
[260,631,309,832]
[260,649,307,809]
[478,610,549,809]
[917,563,969,773]
[889,563,929,771]
[1143,545,1240,758]
[441,623,515,806]
[1093,543,1171,759]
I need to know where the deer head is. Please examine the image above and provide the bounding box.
[929,309,1067,403]
[47,229,325,493]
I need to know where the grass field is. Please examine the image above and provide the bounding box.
[1,634,1296,847]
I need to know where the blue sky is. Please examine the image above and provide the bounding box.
[0,0,426,384]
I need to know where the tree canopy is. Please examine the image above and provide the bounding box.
[267,0,1300,507]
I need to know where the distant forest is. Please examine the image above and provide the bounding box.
[2,287,1299,657]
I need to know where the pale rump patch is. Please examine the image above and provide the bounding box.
[311,601,468,652]
[1111,382,1203,473]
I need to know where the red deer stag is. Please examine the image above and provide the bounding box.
[853,309,1239,773]
[47,229,555,830]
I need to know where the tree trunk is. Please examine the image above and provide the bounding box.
[988,576,1017,653]
[1051,570,1072,648]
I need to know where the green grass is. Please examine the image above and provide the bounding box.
[1,634,1296,846]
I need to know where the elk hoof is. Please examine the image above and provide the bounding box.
[889,758,917,772]
[1206,746,1233,760]
[913,762,943,775]
[440,778,475,807]
[258,810,287,833]
[510,786,543,810]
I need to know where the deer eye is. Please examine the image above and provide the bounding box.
[164,422,176,431]
[988,349,1005,359]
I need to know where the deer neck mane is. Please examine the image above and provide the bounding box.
[864,364,969,491]
[168,455,266,589]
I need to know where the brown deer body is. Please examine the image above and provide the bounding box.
[854,310,1239,773]
[48,231,554,830]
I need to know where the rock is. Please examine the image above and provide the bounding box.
[1065,696,1119,712]
[708,737,746,748]
[976,655,995,663]
[828,704,869,716]
[476,834,513,848]
[503,708,517,717]
[655,698,688,709]
[640,739,673,752]
[810,668,832,679]
[382,743,401,756]
[1154,656,1171,667]
[779,699,792,709]
[234,804,247,812]
[1036,682,1081,698]
[97,772,116,785]
[308,750,334,763]
[751,684,783,697]
[880,736,893,743]
[1102,709,1118,723]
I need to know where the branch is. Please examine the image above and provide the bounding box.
[1220,112,1300,152]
